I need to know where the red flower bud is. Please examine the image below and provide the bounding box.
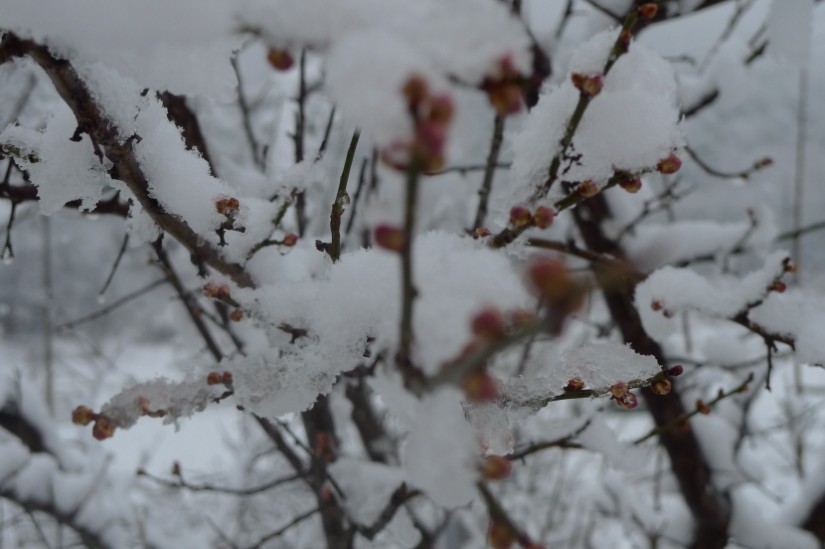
[207,372,222,385]
[72,405,96,426]
[472,308,507,341]
[509,206,532,228]
[564,377,585,392]
[92,415,116,440]
[637,3,659,19]
[474,227,492,239]
[696,399,711,415]
[221,371,233,385]
[657,153,682,174]
[462,370,499,403]
[668,364,684,377]
[267,48,294,71]
[651,378,672,395]
[571,73,604,97]
[282,233,298,247]
[427,94,454,125]
[487,82,523,116]
[229,309,244,322]
[619,176,643,193]
[480,455,512,480]
[771,280,786,293]
[402,74,429,109]
[532,206,555,229]
[203,281,231,301]
[374,224,406,252]
[576,180,599,197]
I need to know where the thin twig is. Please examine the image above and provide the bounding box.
[58,278,167,330]
[138,469,303,496]
[98,233,129,296]
[328,130,360,262]
[397,157,423,384]
[244,507,320,549]
[472,114,505,230]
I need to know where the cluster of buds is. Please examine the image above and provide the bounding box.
[571,72,604,98]
[481,56,527,116]
[382,75,455,174]
[206,371,234,386]
[509,205,555,230]
[203,281,230,300]
[657,153,682,175]
[215,196,242,232]
[609,382,639,410]
[267,48,294,71]
[72,405,117,440]
[203,281,242,310]
[479,455,512,481]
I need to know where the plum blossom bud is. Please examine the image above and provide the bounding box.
[668,364,684,377]
[267,48,294,71]
[619,176,643,193]
[564,377,585,392]
[471,308,507,341]
[282,233,299,247]
[72,405,96,426]
[374,224,405,252]
[571,73,603,97]
[474,227,491,239]
[509,206,532,228]
[462,370,499,403]
[657,153,682,174]
[92,415,116,440]
[203,281,231,301]
[480,455,512,480]
[576,180,599,197]
[402,74,429,108]
[651,379,672,395]
[427,94,454,125]
[637,3,659,19]
[696,399,711,415]
[532,206,555,229]
[207,372,222,385]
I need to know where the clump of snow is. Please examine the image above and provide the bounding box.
[1,0,241,98]
[505,32,683,206]
[328,458,406,525]
[560,341,662,389]
[749,290,825,365]
[622,207,777,272]
[578,415,649,472]
[99,375,224,430]
[0,107,112,214]
[402,389,478,507]
[768,0,815,68]
[636,250,789,341]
